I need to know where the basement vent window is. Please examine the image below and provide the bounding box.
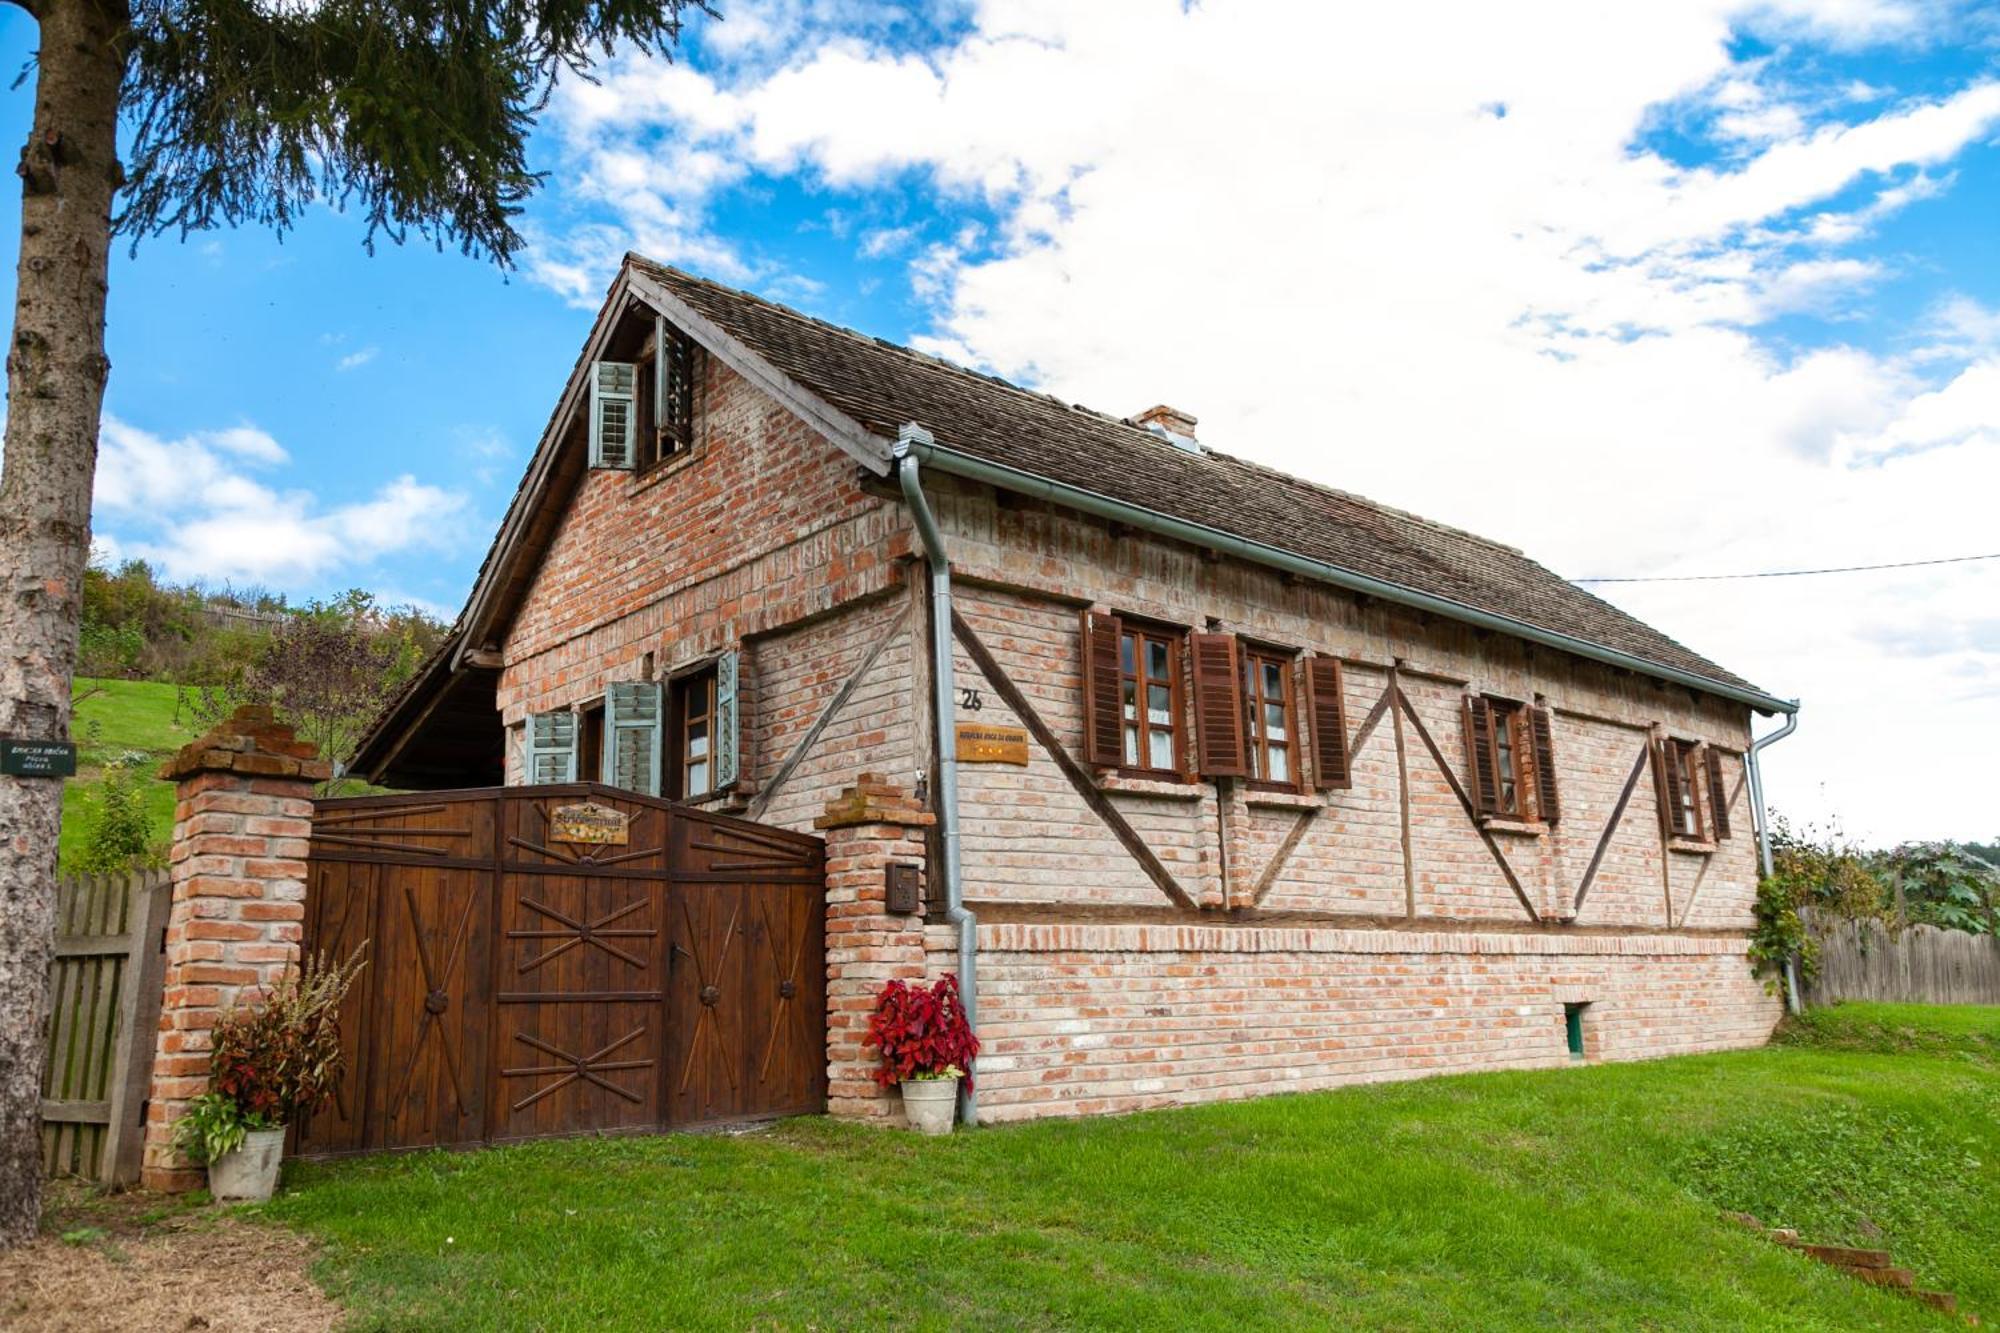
[1563,1003,1588,1061]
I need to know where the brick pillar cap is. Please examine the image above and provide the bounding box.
[815,773,936,829]
[159,704,333,782]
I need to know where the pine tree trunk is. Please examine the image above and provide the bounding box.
[0,0,128,1250]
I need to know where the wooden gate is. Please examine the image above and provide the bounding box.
[296,784,825,1157]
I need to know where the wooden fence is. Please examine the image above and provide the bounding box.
[39,869,170,1184]
[1802,910,2000,1007]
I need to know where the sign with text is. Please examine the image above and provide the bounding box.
[0,738,77,779]
[548,801,630,845]
[955,723,1030,767]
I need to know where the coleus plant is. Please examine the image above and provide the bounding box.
[868,973,980,1087]
[209,947,367,1126]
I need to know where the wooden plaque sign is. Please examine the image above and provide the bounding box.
[955,723,1030,767]
[548,801,630,845]
[0,737,77,779]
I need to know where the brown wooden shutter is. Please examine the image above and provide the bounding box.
[1462,695,1500,816]
[1705,745,1732,839]
[1306,656,1352,790]
[1528,706,1561,824]
[1190,632,1249,778]
[1080,610,1124,768]
[1651,738,1682,839]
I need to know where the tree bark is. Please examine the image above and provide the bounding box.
[0,0,127,1250]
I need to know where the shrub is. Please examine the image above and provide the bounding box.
[74,758,163,874]
[868,973,980,1087]
[209,948,368,1126]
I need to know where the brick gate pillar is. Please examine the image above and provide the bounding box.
[816,774,934,1121]
[141,705,328,1191]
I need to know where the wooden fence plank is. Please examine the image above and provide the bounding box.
[1802,910,2000,1007]
[38,869,171,1183]
[105,872,170,1186]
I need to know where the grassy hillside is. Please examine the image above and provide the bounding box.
[263,1003,1998,1330]
[58,676,386,871]
[59,677,201,871]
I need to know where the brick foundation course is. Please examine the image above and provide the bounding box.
[934,922,1779,1123]
[140,706,327,1191]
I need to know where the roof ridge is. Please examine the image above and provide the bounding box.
[624,252,1767,700]
[631,254,1526,552]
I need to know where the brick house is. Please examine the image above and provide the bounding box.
[353,253,1798,1124]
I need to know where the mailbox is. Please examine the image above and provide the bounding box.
[885,862,922,916]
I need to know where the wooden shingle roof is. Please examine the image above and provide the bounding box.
[633,256,1770,701]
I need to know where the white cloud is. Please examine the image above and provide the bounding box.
[858,223,921,259]
[91,415,470,588]
[528,0,2000,841]
[336,346,380,371]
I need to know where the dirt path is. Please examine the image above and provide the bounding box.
[0,1184,339,1332]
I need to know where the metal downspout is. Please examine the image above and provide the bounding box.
[1746,711,1801,1012]
[894,424,978,1126]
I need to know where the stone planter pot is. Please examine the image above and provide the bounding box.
[899,1076,960,1136]
[209,1127,285,1203]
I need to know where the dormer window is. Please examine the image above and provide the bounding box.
[592,314,701,473]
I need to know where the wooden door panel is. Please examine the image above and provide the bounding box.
[666,883,752,1125]
[295,860,377,1155]
[492,873,665,1139]
[667,880,826,1125]
[749,883,827,1117]
[368,865,489,1149]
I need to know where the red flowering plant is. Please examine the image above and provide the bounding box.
[867,973,980,1087]
[176,947,366,1165]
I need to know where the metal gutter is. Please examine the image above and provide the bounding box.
[893,424,978,1127]
[898,439,1800,719]
[1745,710,1802,1012]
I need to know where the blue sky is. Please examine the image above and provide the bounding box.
[2,1,1997,841]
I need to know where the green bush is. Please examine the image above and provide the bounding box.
[74,759,164,873]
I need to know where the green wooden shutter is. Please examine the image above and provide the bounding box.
[602,682,663,796]
[654,316,669,449]
[714,650,740,790]
[590,361,638,469]
[526,710,578,785]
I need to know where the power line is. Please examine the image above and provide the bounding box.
[1573,551,2000,584]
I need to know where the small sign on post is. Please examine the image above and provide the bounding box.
[0,737,77,779]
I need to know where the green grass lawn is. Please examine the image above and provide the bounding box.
[59,677,201,870]
[258,1003,2000,1330]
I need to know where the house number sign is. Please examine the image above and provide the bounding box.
[0,737,77,779]
[954,723,1029,767]
[548,801,630,845]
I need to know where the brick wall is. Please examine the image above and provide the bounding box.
[934,478,1763,935]
[933,923,1778,1122]
[141,706,325,1190]
[495,354,918,825]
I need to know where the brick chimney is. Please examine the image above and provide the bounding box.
[1134,404,1197,441]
